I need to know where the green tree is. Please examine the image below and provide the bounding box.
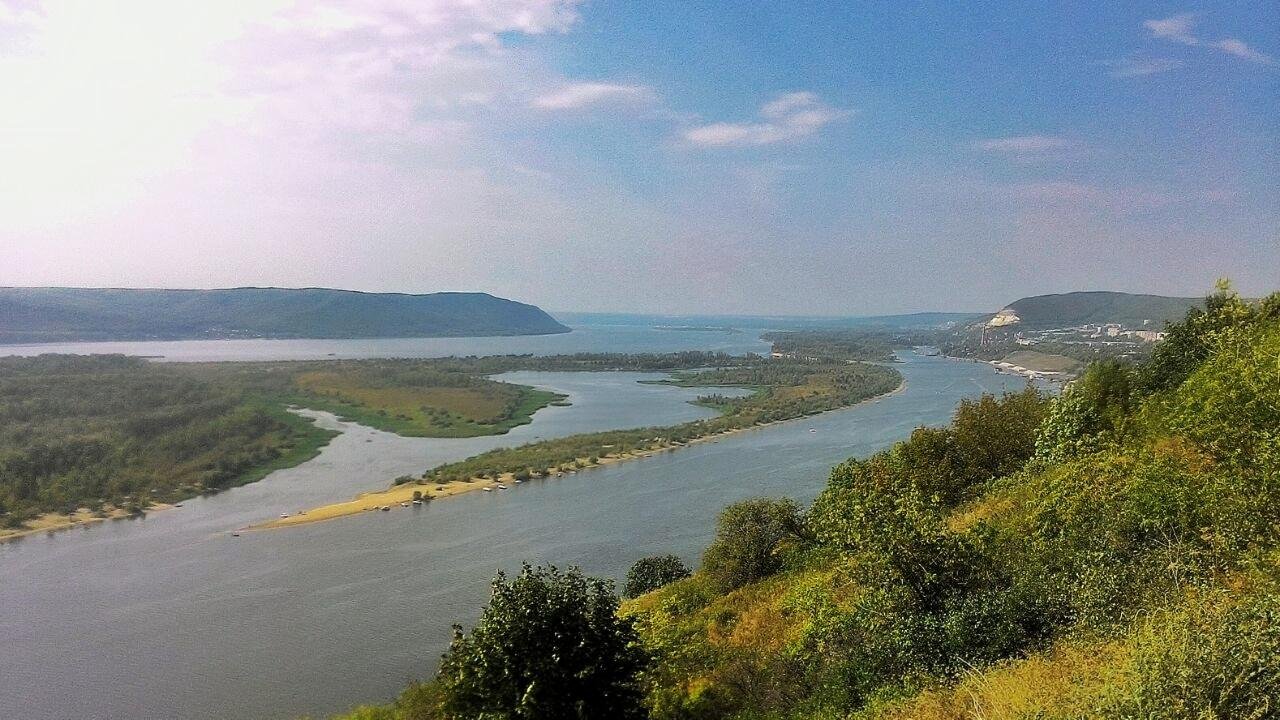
[701,498,805,593]
[624,555,691,598]
[436,563,649,720]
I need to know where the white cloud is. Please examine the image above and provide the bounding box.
[1144,13,1199,45]
[684,91,847,148]
[1109,56,1184,78]
[531,82,653,109]
[1212,38,1275,65]
[970,135,1071,154]
[0,0,585,227]
[1143,12,1275,65]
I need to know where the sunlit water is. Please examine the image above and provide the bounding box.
[0,353,1038,720]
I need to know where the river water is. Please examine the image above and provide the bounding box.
[0,348,1035,720]
[0,321,771,362]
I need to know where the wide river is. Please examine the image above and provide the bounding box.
[0,339,1036,720]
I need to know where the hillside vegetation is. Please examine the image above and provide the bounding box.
[1001,290,1199,329]
[334,285,1280,720]
[0,287,568,343]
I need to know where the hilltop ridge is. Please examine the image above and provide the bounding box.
[0,287,569,343]
[990,290,1200,329]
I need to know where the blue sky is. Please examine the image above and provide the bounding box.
[1,1,1276,314]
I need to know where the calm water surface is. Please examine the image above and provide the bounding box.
[0,322,770,361]
[0,353,1035,720]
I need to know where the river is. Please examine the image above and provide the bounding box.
[0,319,771,362]
[0,351,1036,720]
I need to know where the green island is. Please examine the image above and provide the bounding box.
[0,356,567,539]
[334,286,1280,720]
[0,342,898,540]
[419,359,902,484]
[262,345,903,529]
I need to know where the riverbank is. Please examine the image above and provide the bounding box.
[250,379,907,532]
[0,503,174,544]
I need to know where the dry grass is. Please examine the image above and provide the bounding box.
[877,641,1129,720]
[295,371,510,422]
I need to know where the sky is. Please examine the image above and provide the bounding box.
[0,1,1276,316]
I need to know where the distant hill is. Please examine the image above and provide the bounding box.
[995,291,1201,329]
[0,287,570,344]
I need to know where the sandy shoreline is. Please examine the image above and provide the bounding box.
[0,503,174,545]
[249,379,908,533]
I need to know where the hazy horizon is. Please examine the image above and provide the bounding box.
[2,1,1276,315]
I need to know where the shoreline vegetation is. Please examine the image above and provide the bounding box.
[255,360,906,531]
[1,343,897,542]
[257,381,907,531]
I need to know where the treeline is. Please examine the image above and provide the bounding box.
[761,330,897,362]
[337,284,1280,720]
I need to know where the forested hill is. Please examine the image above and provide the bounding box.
[999,290,1200,328]
[0,287,569,343]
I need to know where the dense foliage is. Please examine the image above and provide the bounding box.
[619,285,1280,719]
[759,331,896,362]
[0,355,335,528]
[626,556,693,598]
[408,564,650,720]
[702,499,806,594]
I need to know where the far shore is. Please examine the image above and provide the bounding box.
[248,379,909,533]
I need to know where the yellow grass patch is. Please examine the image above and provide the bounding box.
[878,641,1129,720]
[295,371,510,422]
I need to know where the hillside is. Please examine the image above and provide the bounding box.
[333,286,1280,720]
[0,287,569,343]
[997,290,1200,329]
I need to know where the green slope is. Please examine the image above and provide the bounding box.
[1001,290,1200,328]
[0,287,569,343]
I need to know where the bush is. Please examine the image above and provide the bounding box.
[701,498,805,593]
[436,563,649,720]
[625,555,691,598]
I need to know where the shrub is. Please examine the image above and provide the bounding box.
[436,563,649,720]
[625,555,692,598]
[701,498,805,593]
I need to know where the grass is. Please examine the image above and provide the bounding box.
[1000,350,1083,374]
[286,371,565,438]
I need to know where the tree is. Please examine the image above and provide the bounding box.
[436,563,649,720]
[701,498,805,592]
[624,555,691,598]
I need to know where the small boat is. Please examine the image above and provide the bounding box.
[809,428,817,433]
[231,532,240,537]
[513,479,523,484]
[412,499,423,506]
[279,513,289,519]
[380,505,391,511]
[483,487,492,492]
[400,502,409,508]
[497,484,508,490]
[174,503,183,508]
